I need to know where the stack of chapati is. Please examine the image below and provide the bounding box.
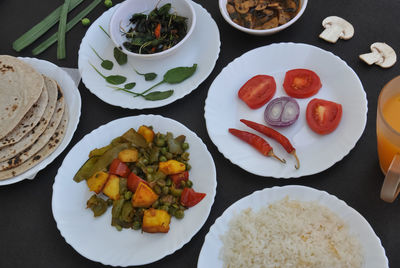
[0,55,68,180]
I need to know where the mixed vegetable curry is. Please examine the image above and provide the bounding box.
[226,0,300,30]
[74,125,206,233]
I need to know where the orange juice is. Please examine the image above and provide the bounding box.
[377,93,400,174]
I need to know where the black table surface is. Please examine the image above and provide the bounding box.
[1,0,400,267]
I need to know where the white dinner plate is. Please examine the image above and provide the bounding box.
[78,1,220,109]
[198,185,388,268]
[204,43,367,178]
[0,57,81,186]
[52,115,217,266]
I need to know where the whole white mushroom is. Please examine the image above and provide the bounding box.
[319,16,354,43]
[359,42,397,68]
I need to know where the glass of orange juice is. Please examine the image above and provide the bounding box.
[379,76,400,202]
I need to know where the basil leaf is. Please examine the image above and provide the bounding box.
[114,47,127,65]
[144,73,157,81]
[101,60,113,70]
[143,90,174,101]
[158,3,171,16]
[106,75,127,85]
[124,82,136,89]
[163,64,197,84]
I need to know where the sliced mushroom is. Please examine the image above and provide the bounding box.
[255,0,268,11]
[234,0,251,14]
[278,9,292,25]
[256,16,279,29]
[359,42,397,68]
[319,16,354,43]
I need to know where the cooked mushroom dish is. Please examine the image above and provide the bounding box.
[226,0,300,30]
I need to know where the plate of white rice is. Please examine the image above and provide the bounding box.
[197,185,388,268]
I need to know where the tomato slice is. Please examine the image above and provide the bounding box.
[109,158,130,178]
[283,69,322,98]
[170,171,189,188]
[238,75,276,109]
[180,188,206,207]
[127,172,148,193]
[306,98,343,135]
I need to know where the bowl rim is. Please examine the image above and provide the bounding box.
[218,0,308,34]
[109,0,197,59]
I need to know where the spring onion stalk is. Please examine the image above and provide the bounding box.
[12,0,83,52]
[32,0,102,56]
[57,0,71,60]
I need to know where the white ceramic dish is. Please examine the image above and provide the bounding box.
[198,185,388,268]
[52,115,217,266]
[204,43,367,178]
[78,1,220,109]
[0,58,81,186]
[219,0,308,36]
[109,0,196,60]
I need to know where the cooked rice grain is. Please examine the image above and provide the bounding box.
[220,197,363,268]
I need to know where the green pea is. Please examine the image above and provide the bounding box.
[186,163,192,171]
[162,186,169,195]
[132,221,141,230]
[165,152,173,160]
[159,155,167,162]
[153,184,162,195]
[156,138,166,147]
[160,205,169,211]
[170,187,183,197]
[182,142,189,150]
[104,0,113,8]
[180,180,186,188]
[166,178,172,186]
[186,180,193,188]
[160,147,168,155]
[146,167,154,173]
[141,158,149,165]
[175,210,185,219]
[81,18,91,26]
[181,152,190,161]
[116,225,122,231]
[152,200,160,208]
[124,191,133,200]
[146,173,153,181]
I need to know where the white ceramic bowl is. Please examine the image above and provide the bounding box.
[109,0,196,60]
[219,0,308,36]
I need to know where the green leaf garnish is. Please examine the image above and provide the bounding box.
[89,62,126,85]
[91,46,113,70]
[114,47,127,65]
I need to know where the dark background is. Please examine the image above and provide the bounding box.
[1,0,399,267]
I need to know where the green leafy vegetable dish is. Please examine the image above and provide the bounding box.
[74,125,206,233]
[122,3,188,54]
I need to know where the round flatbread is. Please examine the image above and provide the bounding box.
[0,85,65,170]
[0,76,60,162]
[0,82,48,148]
[0,106,68,180]
[0,55,44,139]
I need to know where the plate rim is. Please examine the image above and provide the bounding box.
[52,114,217,266]
[204,42,368,179]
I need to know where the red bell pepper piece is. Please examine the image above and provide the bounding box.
[109,158,130,178]
[127,172,148,193]
[170,171,189,188]
[180,187,206,207]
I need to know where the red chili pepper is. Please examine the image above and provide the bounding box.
[154,23,161,39]
[180,187,206,207]
[228,128,285,163]
[240,119,300,169]
[109,158,131,177]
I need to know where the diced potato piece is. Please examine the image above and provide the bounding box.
[142,208,171,233]
[138,125,155,143]
[131,182,159,208]
[86,171,109,194]
[118,148,139,163]
[103,174,120,200]
[158,160,186,175]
